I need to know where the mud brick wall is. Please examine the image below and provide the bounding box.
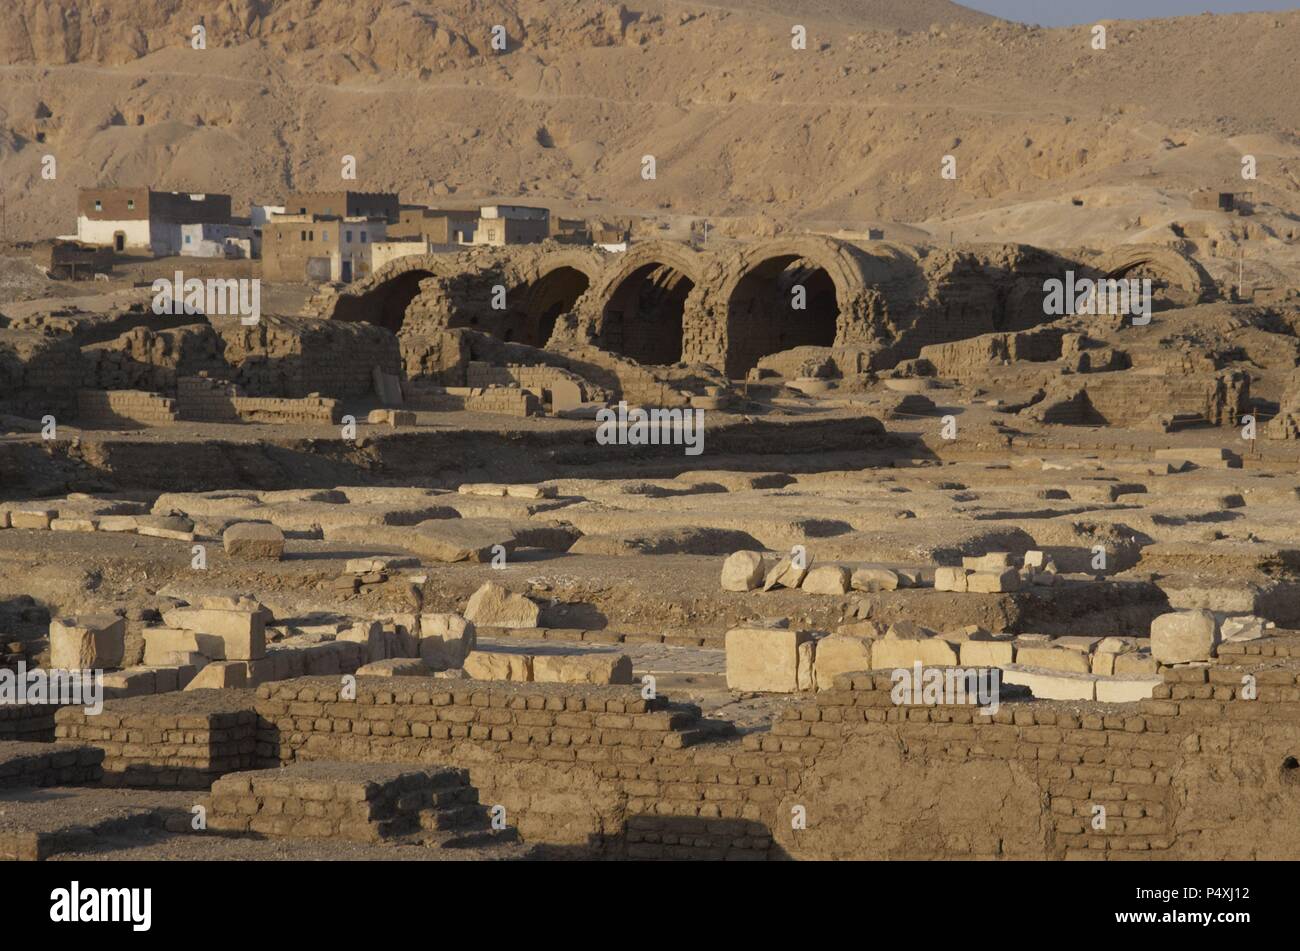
[0,741,103,789]
[215,317,401,399]
[76,389,178,426]
[54,690,260,789]
[0,702,64,741]
[205,763,476,842]
[48,655,1300,859]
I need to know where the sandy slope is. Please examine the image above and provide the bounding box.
[0,0,1295,269]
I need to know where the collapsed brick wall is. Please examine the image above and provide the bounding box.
[177,377,340,424]
[214,317,401,399]
[75,389,178,427]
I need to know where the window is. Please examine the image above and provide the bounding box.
[94,200,102,211]
[360,232,367,244]
[127,199,135,210]
[300,231,307,241]
[345,230,352,243]
[184,235,192,244]
[322,230,329,242]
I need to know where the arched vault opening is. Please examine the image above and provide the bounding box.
[725,256,839,378]
[600,262,694,365]
[524,266,590,348]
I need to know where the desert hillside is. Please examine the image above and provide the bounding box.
[0,0,1296,265]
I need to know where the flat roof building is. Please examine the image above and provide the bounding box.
[75,188,233,256]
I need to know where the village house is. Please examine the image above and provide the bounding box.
[388,206,479,247]
[260,214,387,283]
[282,191,400,224]
[74,188,233,256]
[471,205,551,246]
[180,221,254,259]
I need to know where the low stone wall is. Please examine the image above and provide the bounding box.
[76,389,178,427]
[54,690,260,789]
[32,648,1300,859]
[0,741,103,789]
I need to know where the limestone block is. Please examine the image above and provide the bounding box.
[1015,645,1091,674]
[1114,651,1159,676]
[223,522,286,560]
[184,661,248,690]
[1095,676,1162,703]
[411,519,517,563]
[1220,615,1269,642]
[1150,610,1219,664]
[463,583,539,630]
[934,567,969,592]
[339,620,387,664]
[801,565,850,595]
[1001,665,1097,701]
[102,668,156,698]
[355,658,432,677]
[797,641,816,691]
[959,640,1015,667]
[725,626,814,692]
[418,613,477,668]
[762,553,811,591]
[850,567,899,592]
[967,569,1022,594]
[720,550,767,592]
[49,615,125,670]
[161,607,267,661]
[872,636,959,669]
[533,653,633,685]
[506,484,557,500]
[962,552,1015,572]
[51,518,97,533]
[142,628,203,667]
[11,510,54,530]
[463,651,533,682]
[814,634,873,690]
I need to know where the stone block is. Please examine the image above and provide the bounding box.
[934,567,969,592]
[1150,610,1219,664]
[355,658,432,677]
[49,615,125,670]
[533,653,633,685]
[814,634,873,690]
[720,550,767,592]
[463,651,533,681]
[1015,645,1092,674]
[184,661,248,690]
[418,613,477,669]
[872,636,959,669]
[1001,665,1097,701]
[463,583,539,629]
[144,626,205,664]
[959,640,1015,667]
[161,607,267,661]
[966,569,1022,594]
[725,626,813,692]
[850,567,899,592]
[223,522,286,560]
[801,565,850,595]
